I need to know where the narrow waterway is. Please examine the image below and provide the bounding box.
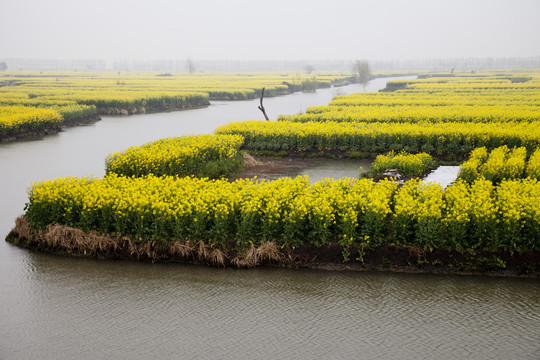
[1,77,538,360]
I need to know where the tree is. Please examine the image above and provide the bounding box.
[304,64,315,74]
[0,62,7,72]
[301,77,318,92]
[353,60,371,90]
[186,58,195,75]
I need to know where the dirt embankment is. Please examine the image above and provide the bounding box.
[0,125,62,142]
[0,114,101,143]
[99,102,210,116]
[229,155,323,181]
[6,216,539,278]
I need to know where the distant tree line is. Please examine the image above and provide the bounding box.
[2,57,539,72]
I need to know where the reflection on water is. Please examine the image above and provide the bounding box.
[239,158,373,183]
[423,166,461,188]
[299,159,372,183]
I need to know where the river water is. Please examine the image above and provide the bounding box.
[1,77,538,359]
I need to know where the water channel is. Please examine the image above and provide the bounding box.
[1,77,538,359]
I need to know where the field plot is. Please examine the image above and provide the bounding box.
[7,71,540,275]
[219,72,540,158]
[0,71,350,141]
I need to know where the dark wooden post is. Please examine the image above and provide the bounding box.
[258,87,270,121]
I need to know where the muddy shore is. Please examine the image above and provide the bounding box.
[0,114,101,143]
[6,216,539,278]
[98,101,210,115]
[229,156,343,181]
[0,102,211,143]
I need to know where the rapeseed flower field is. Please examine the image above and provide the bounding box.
[15,71,540,261]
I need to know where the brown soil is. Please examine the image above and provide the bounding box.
[285,243,539,277]
[0,125,62,142]
[231,155,367,182]
[6,216,539,278]
[61,114,101,127]
[230,156,316,181]
[231,155,436,188]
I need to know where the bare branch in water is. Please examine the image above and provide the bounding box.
[258,87,270,121]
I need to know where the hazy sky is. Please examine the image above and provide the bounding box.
[2,0,539,60]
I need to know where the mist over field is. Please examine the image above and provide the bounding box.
[1,0,539,68]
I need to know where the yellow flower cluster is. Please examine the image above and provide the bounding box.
[18,71,540,257]
[219,72,540,159]
[458,147,488,183]
[105,134,245,178]
[216,119,540,156]
[458,146,535,183]
[330,91,540,107]
[24,175,391,247]
[58,91,210,113]
[496,178,540,250]
[0,105,62,137]
[25,174,539,253]
[281,104,540,124]
[370,151,434,176]
[387,72,539,89]
[279,72,540,124]
[50,104,97,121]
[0,71,348,113]
[442,178,503,250]
[0,71,351,139]
[526,148,540,180]
[394,179,444,249]
[0,96,97,126]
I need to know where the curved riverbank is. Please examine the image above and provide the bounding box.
[97,101,211,115]
[0,74,352,143]
[0,113,101,142]
[1,102,211,143]
[7,216,539,278]
[1,75,538,360]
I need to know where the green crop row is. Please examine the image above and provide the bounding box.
[0,106,63,137]
[369,151,435,176]
[105,134,244,178]
[25,175,539,255]
[459,146,540,183]
[216,120,540,157]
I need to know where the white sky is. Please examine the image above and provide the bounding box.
[1,0,539,60]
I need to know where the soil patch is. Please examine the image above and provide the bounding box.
[231,156,317,181]
[231,155,369,182]
[0,126,62,142]
[61,114,101,127]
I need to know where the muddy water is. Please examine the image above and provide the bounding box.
[299,159,372,183]
[233,158,373,183]
[1,76,539,359]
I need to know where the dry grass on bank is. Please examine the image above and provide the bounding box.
[11,216,281,268]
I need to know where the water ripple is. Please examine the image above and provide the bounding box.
[1,257,539,359]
